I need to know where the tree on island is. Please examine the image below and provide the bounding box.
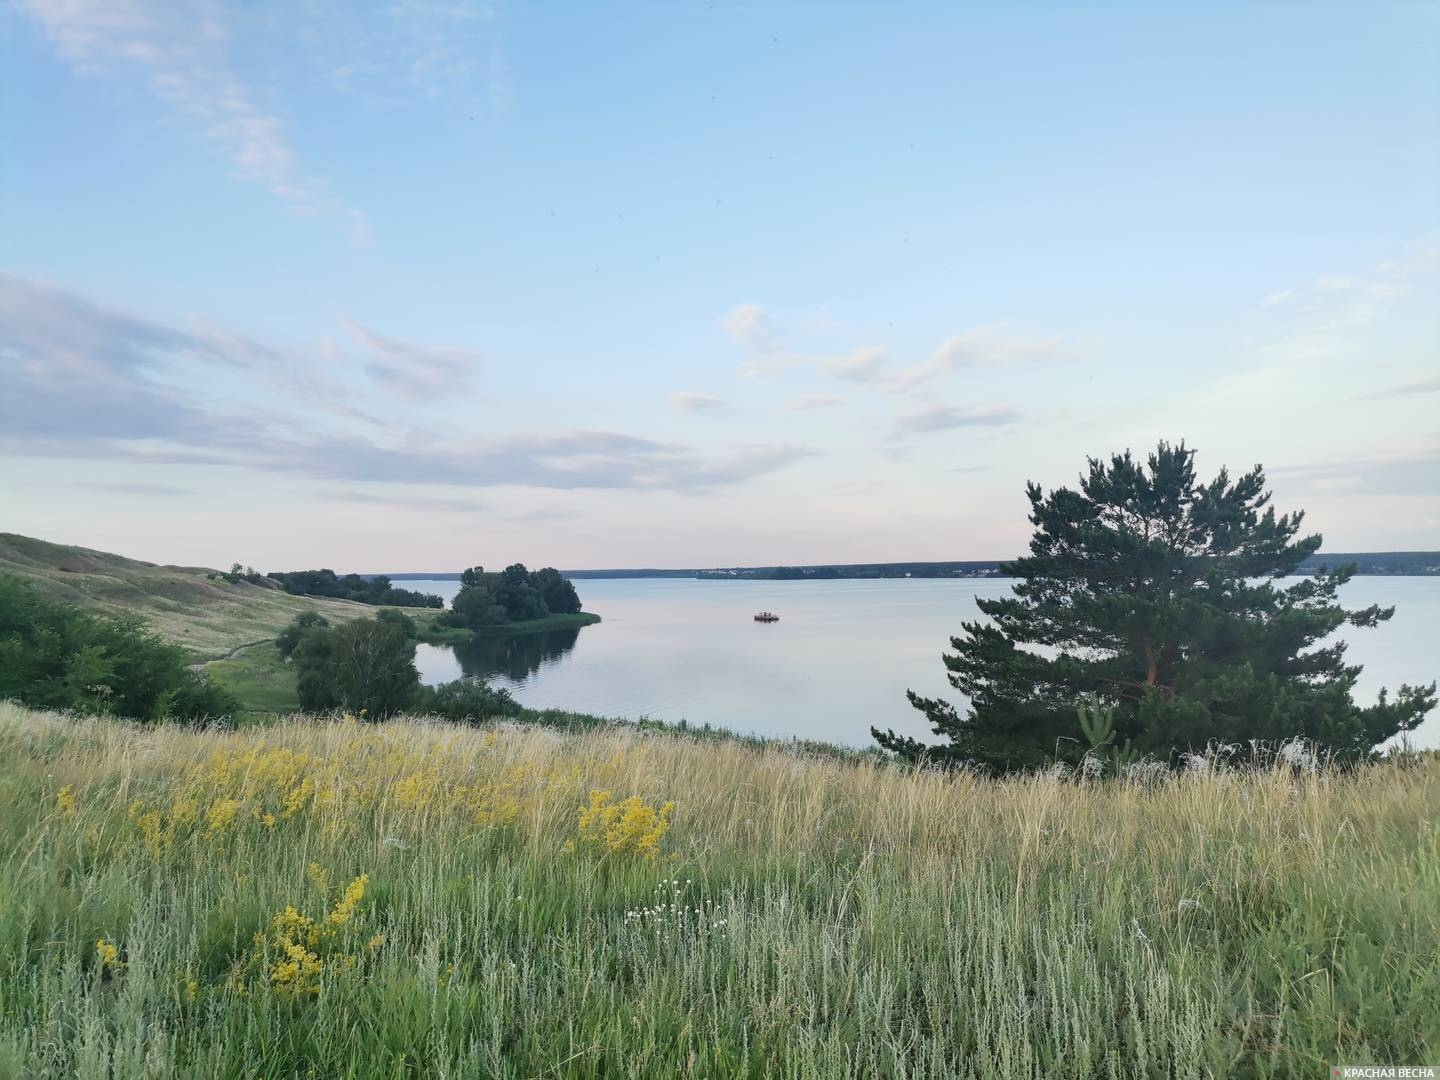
[874,441,1435,772]
[445,564,583,629]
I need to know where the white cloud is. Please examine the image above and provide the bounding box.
[890,402,1020,437]
[820,346,890,384]
[787,392,842,411]
[721,303,774,351]
[1260,241,1436,331]
[671,392,724,412]
[887,328,1067,392]
[13,0,369,241]
[387,0,497,98]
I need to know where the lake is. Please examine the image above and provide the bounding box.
[409,576,1440,749]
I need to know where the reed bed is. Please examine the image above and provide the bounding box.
[0,700,1435,1078]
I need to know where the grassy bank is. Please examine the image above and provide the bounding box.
[416,611,602,645]
[0,533,424,661]
[2,702,1436,1078]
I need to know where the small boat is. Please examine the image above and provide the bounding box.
[753,611,779,622]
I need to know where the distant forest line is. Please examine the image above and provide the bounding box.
[382,551,1440,581]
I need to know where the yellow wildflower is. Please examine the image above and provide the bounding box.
[270,941,324,998]
[328,874,368,926]
[205,798,241,838]
[95,938,123,972]
[307,863,330,892]
[571,790,675,860]
[57,785,76,816]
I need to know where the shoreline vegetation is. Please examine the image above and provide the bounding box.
[415,610,601,645]
[3,700,1436,1076]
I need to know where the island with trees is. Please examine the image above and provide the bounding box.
[424,563,600,642]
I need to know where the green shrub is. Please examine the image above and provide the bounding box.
[0,575,237,723]
[412,679,524,723]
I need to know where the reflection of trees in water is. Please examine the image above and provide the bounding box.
[452,627,582,683]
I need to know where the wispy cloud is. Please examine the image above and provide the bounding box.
[261,431,813,494]
[671,392,725,412]
[1269,446,1440,498]
[344,319,481,400]
[0,275,811,495]
[885,329,1068,392]
[723,303,1069,395]
[1364,375,1440,400]
[79,481,194,497]
[12,0,369,241]
[1260,239,1437,331]
[787,393,842,411]
[889,402,1020,437]
[821,346,891,384]
[388,0,497,98]
[324,490,487,513]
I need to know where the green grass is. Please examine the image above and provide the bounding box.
[2,701,1436,1078]
[204,643,300,716]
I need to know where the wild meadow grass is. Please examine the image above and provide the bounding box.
[0,700,1436,1079]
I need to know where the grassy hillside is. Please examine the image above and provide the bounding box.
[1,701,1435,1077]
[0,533,426,661]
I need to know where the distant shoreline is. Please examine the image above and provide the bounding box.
[381,552,1440,581]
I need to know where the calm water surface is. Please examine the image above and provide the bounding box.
[409,577,1440,749]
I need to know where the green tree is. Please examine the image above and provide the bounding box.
[530,567,582,615]
[495,563,547,621]
[276,611,330,659]
[874,441,1436,771]
[292,626,338,712]
[450,574,507,628]
[292,617,419,718]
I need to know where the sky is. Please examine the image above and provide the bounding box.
[2,1,1438,572]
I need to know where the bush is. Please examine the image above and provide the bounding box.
[412,679,524,723]
[0,576,237,723]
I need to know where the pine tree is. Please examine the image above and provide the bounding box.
[874,441,1435,771]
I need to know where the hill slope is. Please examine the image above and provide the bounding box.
[0,533,413,660]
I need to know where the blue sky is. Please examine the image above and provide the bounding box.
[2,1,1437,571]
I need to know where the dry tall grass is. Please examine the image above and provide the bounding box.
[1,700,1435,1078]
